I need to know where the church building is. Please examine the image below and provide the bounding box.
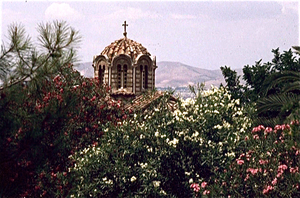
[92,21,157,101]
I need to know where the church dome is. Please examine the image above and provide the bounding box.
[93,21,157,98]
[100,37,151,63]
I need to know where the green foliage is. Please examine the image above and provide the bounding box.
[221,48,300,126]
[257,70,300,126]
[0,21,81,91]
[67,86,253,197]
[220,65,244,102]
[0,21,125,197]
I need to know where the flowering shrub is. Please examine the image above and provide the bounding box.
[67,86,253,197]
[208,121,300,197]
[0,65,127,197]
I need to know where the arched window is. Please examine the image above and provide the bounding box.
[117,63,128,89]
[140,65,144,89]
[140,65,148,90]
[117,64,122,89]
[144,65,148,89]
[99,65,105,84]
[123,64,127,88]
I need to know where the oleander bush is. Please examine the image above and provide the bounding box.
[67,86,254,197]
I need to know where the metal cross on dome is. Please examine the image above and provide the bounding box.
[122,21,128,37]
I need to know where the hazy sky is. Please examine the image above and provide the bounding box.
[1,1,299,69]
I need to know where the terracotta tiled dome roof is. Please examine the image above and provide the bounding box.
[100,37,151,62]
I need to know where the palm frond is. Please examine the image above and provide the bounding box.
[282,81,300,93]
[264,71,300,95]
[254,116,282,128]
[257,93,299,113]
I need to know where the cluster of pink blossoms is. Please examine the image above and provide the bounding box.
[277,164,288,178]
[190,181,210,195]
[236,159,244,165]
[190,183,200,192]
[251,125,265,133]
[263,185,274,194]
[250,124,294,141]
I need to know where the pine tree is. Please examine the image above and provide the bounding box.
[0,21,83,197]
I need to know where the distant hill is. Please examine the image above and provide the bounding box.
[155,61,224,88]
[75,61,243,88]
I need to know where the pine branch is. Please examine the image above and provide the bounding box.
[1,21,81,90]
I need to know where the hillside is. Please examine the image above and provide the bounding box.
[155,61,224,88]
[75,61,243,88]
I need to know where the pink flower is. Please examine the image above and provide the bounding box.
[264,127,273,134]
[263,185,274,194]
[190,183,200,192]
[201,181,208,188]
[259,159,268,165]
[277,164,288,178]
[290,167,299,173]
[278,164,288,171]
[90,96,96,102]
[291,120,299,125]
[274,125,283,130]
[282,124,291,131]
[244,174,250,181]
[203,190,210,195]
[236,159,244,165]
[252,125,265,134]
[271,178,277,185]
[239,153,245,158]
[247,168,258,175]
[253,134,259,140]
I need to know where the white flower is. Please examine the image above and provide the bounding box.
[139,163,148,168]
[185,172,191,176]
[147,147,153,152]
[189,178,193,183]
[106,179,113,184]
[214,125,222,130]
[140,134,145,139]
[213,110,219,114]
[192,131,199,137]
[153,180,161,187]
[131,176,137,182]
[160,189,167,195]
[225,152,235,157]
[168,138,179,147]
